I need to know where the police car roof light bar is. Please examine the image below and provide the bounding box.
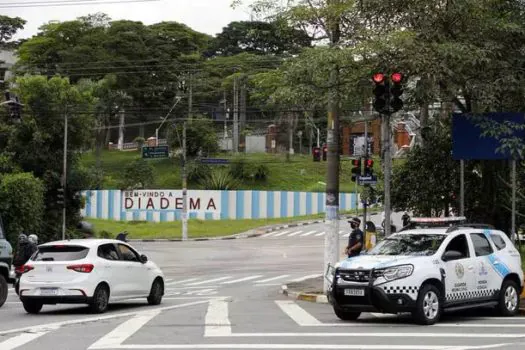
[445,223,495,233]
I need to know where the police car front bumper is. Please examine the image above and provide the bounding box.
[330,269,416,313]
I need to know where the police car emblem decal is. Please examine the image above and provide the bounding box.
[479,261,488,276]
[455,263,464,279]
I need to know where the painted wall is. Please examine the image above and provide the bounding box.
[81,190,362,222]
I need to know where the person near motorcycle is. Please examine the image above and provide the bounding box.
[13,233,38,294]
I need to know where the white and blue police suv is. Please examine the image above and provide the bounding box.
[329,217,524,325]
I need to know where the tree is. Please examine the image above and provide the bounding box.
[0,15,26,47]
[207,20,310,57]
[167,117,219,157]
[121,159,155,189]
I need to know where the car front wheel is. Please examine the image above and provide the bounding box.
[147,278,163,305]
[413,284,442,325]
[498,280,520,316]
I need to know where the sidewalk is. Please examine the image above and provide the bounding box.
[281,275,525,315]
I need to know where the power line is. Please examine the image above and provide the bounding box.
[0,0,159,8]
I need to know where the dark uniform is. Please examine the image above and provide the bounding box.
[347,218,364,258]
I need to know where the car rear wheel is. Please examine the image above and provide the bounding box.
[147,278,163,305]
[333,305,361,321]
[498,279,520,316]
[90,284,110,314]
[0,275,7,307]
[23,300,43,314]
[413,284,442,325]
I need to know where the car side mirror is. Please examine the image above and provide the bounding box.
[140,254,148,263]
[442,250,463,262]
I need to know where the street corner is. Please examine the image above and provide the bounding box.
[280,275,328,304]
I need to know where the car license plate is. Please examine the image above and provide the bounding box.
[344,288,365,296]
[40,288,58,296]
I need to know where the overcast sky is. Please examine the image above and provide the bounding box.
[2,0,255,40]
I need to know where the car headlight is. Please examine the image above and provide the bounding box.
[381,264,414,281]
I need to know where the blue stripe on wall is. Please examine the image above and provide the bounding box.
[340,193,346,211]
[280,191,287,217]
[221,191,228,219]
[317,192,324,213]
[252,191,260,219]
[108,190,115,220]
[267,191,274,218]
[236,191,244,219]
[85,191,92,217]
[132,211,139,221]
[175,211,181,220]
[120,211,126,221]
[306,192,312,215]
[293,192,300,217]
[146,211,153,222]
[190,213,197,219]
[96,191,103,219]
[160,212,167,222]
[205,212,213,220]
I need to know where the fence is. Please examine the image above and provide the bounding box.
[81,189,362,222]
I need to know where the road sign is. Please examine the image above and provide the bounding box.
[357,175,378,186]
[200,158,229,165]
[142,146,169,159]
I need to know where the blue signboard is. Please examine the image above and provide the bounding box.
[200,158,229,165]
[358,175,377,186]
[452,113,525,160]
[142,146,169,159]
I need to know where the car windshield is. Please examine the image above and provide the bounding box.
[366,234,446,256]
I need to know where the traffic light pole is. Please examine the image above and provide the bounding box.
[62,109,68,241]
[363,121,368,230]
[383,111,392,237]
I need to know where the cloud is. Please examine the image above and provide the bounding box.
[4,0,254,39]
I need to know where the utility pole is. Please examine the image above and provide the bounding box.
[240,77,247,149]
[62,109,68,241]
[233,76,239,153]
[323,0,342,293]
[182,122,188,241]
[188,72,193,122]
[288,114,294,159]
[117,108,125,150]
[363,121,369,230]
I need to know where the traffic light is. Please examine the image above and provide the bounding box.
[372,73,388,114]
[312,147,321,162]
[364,158,374,177]
[390,72,404,113]
[57,188,64,206]
[322,145,327,161]
[351,158,361,182]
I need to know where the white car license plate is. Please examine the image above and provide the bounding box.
[40,288,58,296]
[344,288,365,296]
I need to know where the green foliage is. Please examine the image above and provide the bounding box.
[121,159,155,189]
[200,169,239,190]
[0,15,26,46]
[168,118,219,157]
[254,164,270,181]
[134,136,146,149]
[98,230,112,239]
[187,162,211,183]
[0,173,45,247]
[229,157,250,180]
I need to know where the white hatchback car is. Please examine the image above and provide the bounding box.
[329,219,524,325]
[18,239,165,314]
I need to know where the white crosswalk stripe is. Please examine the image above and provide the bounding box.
[260,228,352,238]
[287,230,304,237]
[300,230,317,237]
[254,275,290,283]
[220,275,264,285]
[314,231,325,236]
[163,273,318,288]
[273,230,291,237]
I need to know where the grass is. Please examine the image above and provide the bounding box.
[87,207,382,239]
[80,150,389,193]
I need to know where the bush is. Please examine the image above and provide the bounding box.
[187,162,211,183]
[168,117,219,157]
[254,164,270,181]
[134,137,146,149]
[0,172,45,247]
[121,159,155,189]
[229,158,269,182]
[200,169,239,190]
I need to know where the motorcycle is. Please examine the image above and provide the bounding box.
[13,265,23,296]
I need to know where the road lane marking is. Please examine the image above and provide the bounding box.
[273,230,291,237]
[221,275,264,285]
[261,232,278,238]
[204,299,231,337]
[211,332,525,338]
[288,274,322,283]
[185,276,232,286]
[165,278,199,286]
[300,230,318,237]
[0,325,60,350]
[89,344,493,349]
[89,310,161,349]
[0,298,221,337]
[255,275,290,283]
[275,300,321,326]
[288,231,304,237]
[314,231,326,237]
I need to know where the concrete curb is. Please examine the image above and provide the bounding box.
[280,284,329,304]
[126,210,383,243]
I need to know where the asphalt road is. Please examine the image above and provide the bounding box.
[1,214,525,350]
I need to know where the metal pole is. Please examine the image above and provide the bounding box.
[317,128,320,148]
[363,121,368,230]
[155,128,159,147]
[460,159,465,216]
[233,77,239,153]
[62,111,68,241]
[384,112,392,236]
[512,159,516,242]
[182,122,188,241]
[118,108,125,150]
[188,73,193,121]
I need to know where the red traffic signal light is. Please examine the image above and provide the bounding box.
[365,159,374,168]
[372,73,385,84]
[391,72,403,83]
[352,159,360,166]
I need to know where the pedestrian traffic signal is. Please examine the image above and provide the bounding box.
[322,145,327,161]
[364,158,374,176]
[57,188,64,206]
[390,72,404,113]
[312,147,321,162]
[351,158,361,182]
[372,73,388,114]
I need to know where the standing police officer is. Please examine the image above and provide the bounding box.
[345,217,364,258]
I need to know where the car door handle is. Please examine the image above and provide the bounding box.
[467,266,474,270]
